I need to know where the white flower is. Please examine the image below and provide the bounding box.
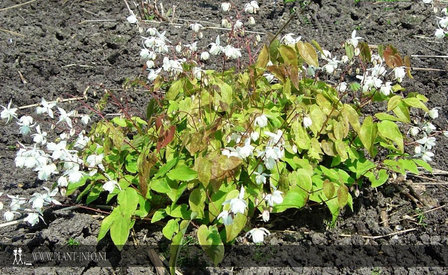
[427,108,439,119]
[200,51,210,61]
[337,82,347,93]
[57,176,68,187]
[341,55,349,63]
[265,130,284,145]
[1,100,17,123]
[262,209,270,222]
[234,20,243,30]
[414,145,422,155]
[222,148,240,158]
[250,131,259,142]
[81,114,91,125]
[265,190,283,206]
[236,138,254,159]
[254,165,269,185]
[127,14,137,24]
[24,213,40,226]
[254,114,268,128]
[223,45,242,59]
[190,23,202,33]
[65,168,84,183]
[221,2,231,12]
[18,115,34,135]
[148,68,162,82]
[322,58,339,74]
[245,227,270,243]
[209,36,223,55]
[303,116,312,128]
[147,28,157,36]
[422,122,436,134]
[248,16,256,25]
[192,67,203,80]
[74,132,89,149]
[222,187,247,215]
[416,136,437,149]
[444,131,448,138]
[103,180,117,193]
[439,17,448,28]
[140,48,150,59]
[348,30,362,48]
[409,127,420,137]
[8,195,26,211]
[221,18,232,28]
[217,210,233,225]
[36,98,56,118]
[86,154,104,168]
[264,72,275,83]
[37,163,58,181]
[422,151,434,162]
[146,60,155,69]
[57,107,74,128]
[282,33,301,45]
[186,42,197,52]
[244,1,260,14]
[422,0,432,3]
[4,211,15,221]
[175,44,182,53]
[380,82,392,96]
[394,67,406,83]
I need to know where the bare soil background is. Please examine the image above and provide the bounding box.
[0,0,447,274]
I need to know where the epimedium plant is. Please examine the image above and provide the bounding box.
[66,35,434,269]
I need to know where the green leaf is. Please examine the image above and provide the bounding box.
[342,104,360,133]
[146,98,158,119]
[98,210,117,241]
[323,180,335,199]
[170,220,192,275]
[189,188,206,219]
[272,186,308,212]
[256,44,269,68]
[399,159,419,174]
[196,156,212,188]
[309,105,326,136]
[297,41,319,67]
[125,153,138,173]
[375,112,402,122]
[359,116,377,156]
[325,197,340,226]
[359,42,371,63]
[366,169,389,188]
[413,159,432,172]
[167,165,198,182]
[387,95,402,112]
[166,78,184,100]
[111,117,127,127]
[151,178,172,193]
[337,184,349,208]
[166,204,191,219]
[197,225,225,266]
[377,120,404,153]
[403,97,429,112]
[110,214,131,249]
[344,42,354,60]
[355,158,376,179]
[278,45,298,65]
[334,140,348,161]
[392,102,411,123]
[155,158,179,178]
[117,187,139,216]
[151,209,167,223]
[86,184,102,204]
[224,212,247,242]
[163,219,180,240]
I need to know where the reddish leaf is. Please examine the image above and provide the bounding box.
[383,46,403,68]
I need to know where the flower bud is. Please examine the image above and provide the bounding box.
[248,16,256,25]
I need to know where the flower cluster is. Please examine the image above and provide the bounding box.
[423,0,448,39]
[0,98,92,225]
[409,108,443,162]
